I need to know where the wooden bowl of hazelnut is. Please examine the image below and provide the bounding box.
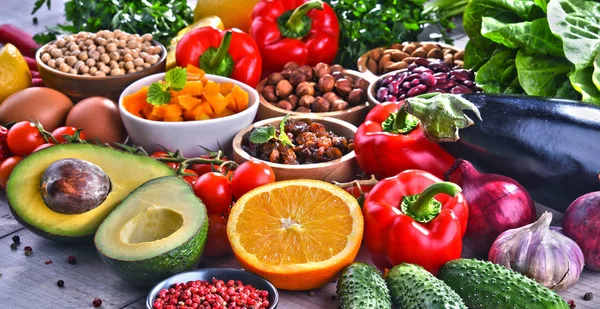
[36,30,166,103]
[255,62,373,127]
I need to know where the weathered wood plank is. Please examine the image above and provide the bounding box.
[0,191,24,237]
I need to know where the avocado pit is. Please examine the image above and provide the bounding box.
[41,158,111,214]
[120,206,184,244]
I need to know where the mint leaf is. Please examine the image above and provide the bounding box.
[278,114,294,147]
[249,126,276,144]
[166,67,187,91]
[147,82,171,106]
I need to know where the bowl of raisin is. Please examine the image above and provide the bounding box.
[233,116,360,182]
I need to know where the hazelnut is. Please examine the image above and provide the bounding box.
[330,64,344,73]
[276,80,294,98]
[322,92,340,104]
[276,100,293,111]
[296,81,315,97]
[354,78,370,92]
[318,75,335,93]
[332,71,345,81]
[289,70,309,86]
[314,63,331,79]
[283,62,300,71]
[299,95,315,109]
[313,97,331,113]
[262,85,278,102]
[281,69,293,79]
[334,78,353,98]
[347,89,366,106]
[267,72,284,85]
[331,100,349,111]
[286,94,299,110]
[296,107,311,113]
[298,65,314,81]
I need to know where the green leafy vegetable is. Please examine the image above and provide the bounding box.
[569,67,600,104]
[475,48,518,93]
[249,115,295,147]
[31,0,193,46]
[147,67,187,106]
[463,0,544,38]
[515,50,572,97]
[464,36,499,70]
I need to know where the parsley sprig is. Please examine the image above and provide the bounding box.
[249,114,295,147]
[147,67,187,106]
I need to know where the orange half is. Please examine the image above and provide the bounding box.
[227,180,364,290]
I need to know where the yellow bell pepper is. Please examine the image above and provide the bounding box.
[193,0,260,33]
[166,16,225,70]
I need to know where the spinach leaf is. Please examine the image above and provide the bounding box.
[534,0,548,12]
[481,17,564,57]
[593,50,600,91]
[504,77,524,94]
[464,36,499,70]
[555,78,580,100]
[463,0,544,38]
[547,0,600,70]
[475,48,518,93]
[515,49,573,97]
[570,67,600,104]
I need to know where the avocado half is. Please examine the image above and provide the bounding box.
[95,176,208,286]
[6,143,175,242]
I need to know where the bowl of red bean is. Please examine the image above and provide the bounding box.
[146,268,278,309]
[36,29,166,102]
[233,116,360,182]
[367,57,481,105]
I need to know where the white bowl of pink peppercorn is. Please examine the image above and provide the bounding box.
[146,268,279,309]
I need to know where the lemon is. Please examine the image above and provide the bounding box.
[0,44,32,103]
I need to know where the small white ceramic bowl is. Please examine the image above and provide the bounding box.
[119,73,259,157]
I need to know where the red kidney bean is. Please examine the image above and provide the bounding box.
[429,62,450,72]
[408,63,418,71]
[450,85,473,94]
[407,84,428,97]
[436,80,457,90]
[410,79,421,87]
[462,80,475,87]
[450,69,470,81]
[415,58,430,67]
[402,81,412,90]
[430,88,448,93]
[420,72,436,87]
[377,88,389,101]
[412,66,432,74]
[389,81,401,95]
[405,73,420,82]
[387,95,398,102]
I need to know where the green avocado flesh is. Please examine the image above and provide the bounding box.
[336,263,391,309]
[95,176,208,286]
[7,144,175,241]
[438,259,569,309]
[387,263,466,309]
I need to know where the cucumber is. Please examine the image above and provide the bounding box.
[386,263,466,309]
[438,259,569,309]
[336,263,391,309]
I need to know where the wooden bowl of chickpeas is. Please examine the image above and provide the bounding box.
[36,30,166,103]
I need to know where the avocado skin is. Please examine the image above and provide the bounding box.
[99,217,208,286]
[386,263,466,309]
[438,259,570,309]
[336,262,391,309]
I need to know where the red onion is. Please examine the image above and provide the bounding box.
[562,191,600,270]
[445,159,536,255]
[489,212,584,290]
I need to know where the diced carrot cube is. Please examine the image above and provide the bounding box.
[200,77,209,86]
[178,95,201,111]
[123,86,150,116]
[232,85,249,111]
[220,82,234,96]
[152,105,168,118]
[225,93,237,112]
[205,93,228,115]
[173,81,204,97]
[194,113,211,121]
[214,108,236,118]
[186,64,205,76]
[204,80,220,97]
[164,116,184,122]
[199,102,214,115]
[163,104,183,119]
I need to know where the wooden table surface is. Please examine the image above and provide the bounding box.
[2,1,600,308]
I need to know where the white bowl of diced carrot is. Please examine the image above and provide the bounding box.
[119,66,259,157]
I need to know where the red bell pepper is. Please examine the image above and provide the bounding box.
[176,27,262,87]
[250,0,339,74]
[354,101,455,180]
[363,170,468,274]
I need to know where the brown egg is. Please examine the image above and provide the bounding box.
[66,97,127,144]
[0,87,73,131]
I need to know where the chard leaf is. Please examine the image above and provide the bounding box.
[593,53,600,91]
[475,48,518,93]
[504,77,524,94]
[463,0,544,38]
[534,0,549,12]
[464,36,499,70]
[515,49,573,97]
[481,17,564,57]
[569,67,600,105]
[555,78,580,100]
[547,0,600,70]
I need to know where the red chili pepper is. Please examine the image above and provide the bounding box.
[176,27,262,87]
[363,170,468,274]
[250,0,339,75]
[354,101,455,180]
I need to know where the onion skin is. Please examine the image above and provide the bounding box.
[445,159,536,256]
[489,212,584,290]
[563,192,600,271]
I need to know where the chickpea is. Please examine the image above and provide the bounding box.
[71,50,81,58]
[128,68,137,74]
[59,63,70,73]
[127,40,138,49]
[88,45,97,52]
[85,58,96,67]
[65,36,74,43]
[82,73,91,76]
[123,54,133,62]
[47,59,56,68]
[80,65,90,74]
[133,58,144,67]
[118,61,125,68]
[78,51,89,61]
[125,61,134,70]
[89,50,101,61]
[55,58,65,66]
[66,56,78,66]
[100,65,111,74]
[146,55,158,65]
[135,66,144,72]
[69,44,79,52]
[139,52,148,60]
[78,41,85,49]
[96,37,107,46]
[130,50,139,58]
[110,61,119,70]
[56,39,66,48]
[95,71,106,77]
[69,68,77,75]
[142,33,153,41]
[103,30,115,39]
[109,51,120,61]
[96,46,105,54]
[110,68,122,76]
[143,63,151,68]
[100,53,110,64]
[74,60,85,71]
[50,48,62,58]
[116,40,126,48]
[89,67,98,75]
[41,53,51,63]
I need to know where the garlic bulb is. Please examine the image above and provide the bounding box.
[488,212,584,290]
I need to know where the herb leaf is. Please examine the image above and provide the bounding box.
[249,126,277,144]
[166,67,187,91]
[147,83,171,106]
[278,115,294,147]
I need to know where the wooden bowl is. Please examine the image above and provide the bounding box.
[255,71,372,127]
[233,116,360,182]
[36,40,167,103]
[357,41,462,80]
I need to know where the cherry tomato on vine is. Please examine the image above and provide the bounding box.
[6,122,45,156]
[189,155,229,176]
[182,169,198,185]
[230,161,276,200]
[33,143,54,152]
[51,126,85,144]
[0,156,23,189]
[203,214,232,258]
[193,172,232,215]
[150,151,170,159]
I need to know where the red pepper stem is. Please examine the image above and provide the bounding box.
[403,182,461,223]
[285,0,324,34]
[382,106,420,134]
[209,31,233,69]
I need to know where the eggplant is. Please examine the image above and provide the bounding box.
[404,93,600,212]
